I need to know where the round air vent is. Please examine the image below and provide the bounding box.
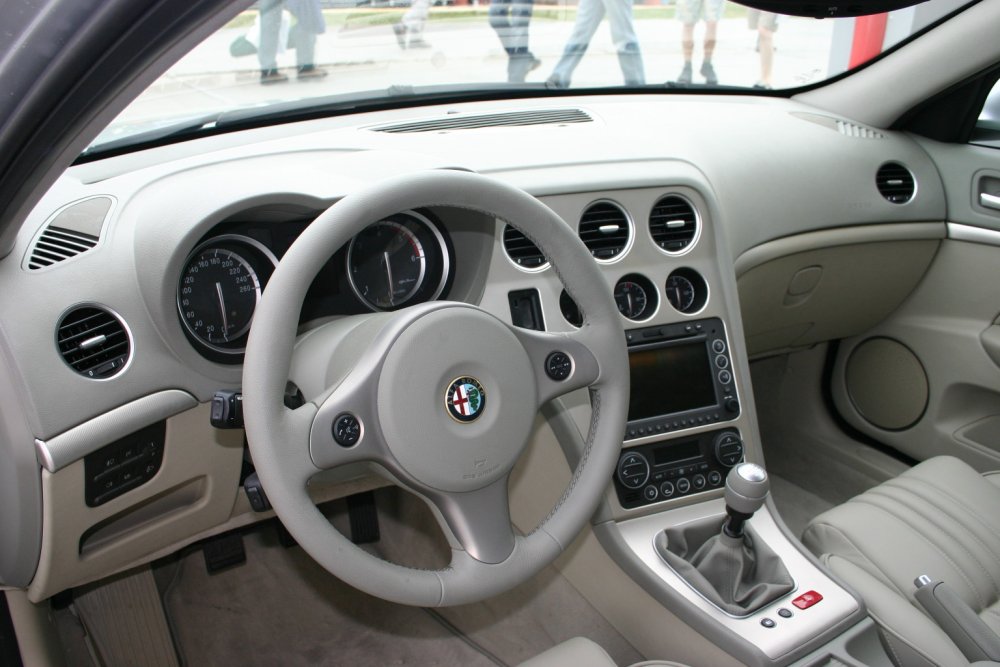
[876,162,915,204]
[56,305,131,379]
[503,224,547,270]
[579,200,631,261]
[649,195,698,254]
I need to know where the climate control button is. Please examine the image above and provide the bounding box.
[617,451,651,489]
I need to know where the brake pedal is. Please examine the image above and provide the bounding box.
[202,532,246,574]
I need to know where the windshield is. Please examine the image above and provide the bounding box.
[89,0,971,154]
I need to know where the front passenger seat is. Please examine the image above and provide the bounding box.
[519,637,689,667]
[803,456,1000,666]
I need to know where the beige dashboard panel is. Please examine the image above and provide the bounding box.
[738,239,939,357]
[28,403,243,602]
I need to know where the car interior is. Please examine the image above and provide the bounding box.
[3,0,1000,665]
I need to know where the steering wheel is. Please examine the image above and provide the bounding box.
[242,170,628,607]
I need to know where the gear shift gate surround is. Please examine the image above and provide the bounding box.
[655,516,795,617]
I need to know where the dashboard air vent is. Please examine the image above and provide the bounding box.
[579,201,630,261]
[373,109,591,133]
[28,227,99,270]
[649,196,698,253]
[56,306,131,379]
[503,225,547,269]
[836,120,884,140]
[876,163,916,204]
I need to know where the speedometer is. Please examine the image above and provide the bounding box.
[177,235,277,357]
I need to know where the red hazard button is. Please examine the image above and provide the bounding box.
[792,590,823,610]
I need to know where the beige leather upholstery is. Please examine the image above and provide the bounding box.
[517,637,690,667]
[803,456,1000,667]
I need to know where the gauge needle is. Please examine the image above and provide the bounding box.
[383,251,394,306]
[215,281,229,340]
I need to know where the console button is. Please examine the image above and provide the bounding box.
[792,591,823,610]
[760,618,776,628]
[643,485,659,502]
[777,608,793,618]
[692,474,707,491]
[617,452,650,489]
[676,477,691,494]
[712,339,726,354]
[718,370,732,385]
[715,355,729,369]
[708,470,722,486]
[714,432,744,467]
[659,481,675,498]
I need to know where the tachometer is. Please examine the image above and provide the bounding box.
[613,274,658,321]
[177,235,277,357]
[347,212,450,311]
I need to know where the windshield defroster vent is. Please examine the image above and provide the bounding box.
[28,227,98,270]
[503,225,547,270]
[876,163,916,204]
[373,109,592,133]
[25,196,113,271]
[649,195,698,253]
[56,306,131,379]
[579,201,630,261]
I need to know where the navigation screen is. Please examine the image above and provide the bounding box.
[627,341,716,421]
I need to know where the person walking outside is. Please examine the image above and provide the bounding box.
[393,0,433,49]
[546,0,645,89]
[258,0,328,84]
[490,0,541,83]
[675,0,723,85]
[748,9,778,88]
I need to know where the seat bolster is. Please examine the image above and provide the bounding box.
[824,554,970,667]
[518,637,619,667]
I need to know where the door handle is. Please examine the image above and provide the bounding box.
[982,192,1000,211]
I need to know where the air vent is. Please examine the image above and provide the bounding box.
[876,163,916,204]
[373,109,591,133]
[836,120,884,140]
[649,196,698,253]
[503,225,547,270]
[579,201,631,261]
[28,227,99,270]
[25,196,112,271]
[56,306,131,379]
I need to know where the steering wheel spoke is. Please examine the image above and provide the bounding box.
[309,362,389,470]
[424,476,516,564]
[508,325,601,407]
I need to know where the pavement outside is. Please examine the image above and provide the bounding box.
[110,5,842,136]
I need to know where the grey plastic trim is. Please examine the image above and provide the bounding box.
[948,222,1000,247]
[35,389,198,472]
[734,222,947,277]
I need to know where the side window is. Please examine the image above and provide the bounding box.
[972,77,1000,149]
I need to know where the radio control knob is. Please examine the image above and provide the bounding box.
[714,432,744,468]
[617,451,650,489]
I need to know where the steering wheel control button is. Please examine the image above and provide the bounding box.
[445,376,487,423]
[617,452,650,489]
[792,590,823,610]
[545,351,572,381]
[760,618,776,629]
[643,485,659,502]
[332,413,362,447]
[777,608,793,618]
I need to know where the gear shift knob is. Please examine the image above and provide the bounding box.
[723,463,769,538]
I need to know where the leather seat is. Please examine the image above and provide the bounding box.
[518,637,689,667]
[803,456,1000,667]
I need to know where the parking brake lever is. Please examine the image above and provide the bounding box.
[914,575,1000,663]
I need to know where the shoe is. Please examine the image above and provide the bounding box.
[528,57,542,73]
[297,65,328,80]
[546,75,569,89]
[752,82,772,90]
[407,38,432,49]
[392,23,407,49]
[260,69,289,85]
[677,62,692,84]
[701,61,718,85]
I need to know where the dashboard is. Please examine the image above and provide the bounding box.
[0,93,948,603]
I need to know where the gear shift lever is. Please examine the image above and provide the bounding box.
[723,463,769,538]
